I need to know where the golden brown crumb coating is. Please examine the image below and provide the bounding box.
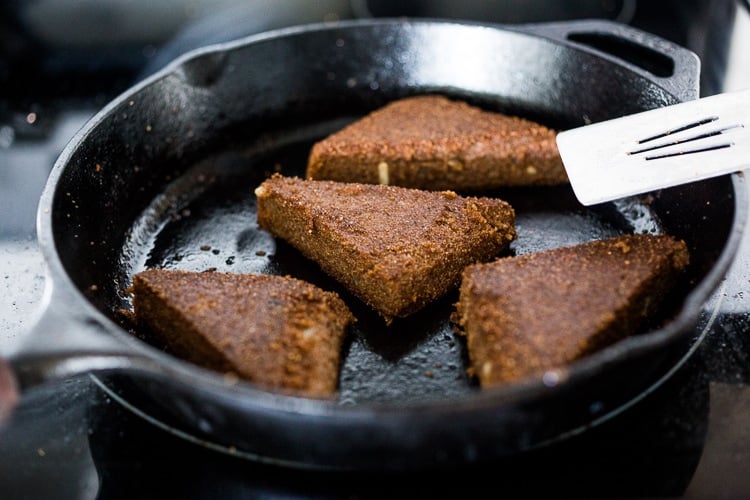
[255,174,516,323]
[455,234,689,387]
[131,270,354,398]
[307,94,567,190]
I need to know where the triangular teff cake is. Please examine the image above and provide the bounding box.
[306,94,567,190]
[455,234,689,387]
[255,174,516,323]
[131,270,354,398]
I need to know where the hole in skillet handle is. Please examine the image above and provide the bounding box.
[514,19,698,104]
[566,32,675,78]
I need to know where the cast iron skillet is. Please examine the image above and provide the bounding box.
[4,18,747,469]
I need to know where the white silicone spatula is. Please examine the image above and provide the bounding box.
[555,88,750,206]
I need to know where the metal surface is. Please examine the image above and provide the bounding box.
[558,87,750,205]
[4,19,746,469]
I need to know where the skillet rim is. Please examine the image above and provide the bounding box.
[34,17,748,418]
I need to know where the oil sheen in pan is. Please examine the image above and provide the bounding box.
[116,125,666,406]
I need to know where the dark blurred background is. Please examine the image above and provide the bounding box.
[0,0,742,118]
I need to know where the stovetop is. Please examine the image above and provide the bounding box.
[1,2,749,498]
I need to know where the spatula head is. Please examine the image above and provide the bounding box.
[556,89,750,206]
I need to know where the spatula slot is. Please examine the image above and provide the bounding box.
[644,143,733,161]
[637,117,719,144]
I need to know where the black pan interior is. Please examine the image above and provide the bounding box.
[105,107,702,405]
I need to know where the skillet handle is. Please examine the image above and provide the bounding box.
[4,279,160,401]
[515,19,701,102]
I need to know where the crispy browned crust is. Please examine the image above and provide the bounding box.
[255,174,516,323]
[306,94,567,190]
[455,234,690,387]
[131,270,354,398]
